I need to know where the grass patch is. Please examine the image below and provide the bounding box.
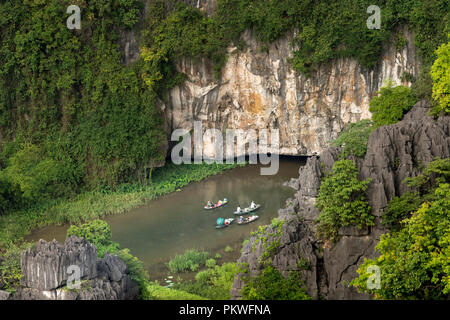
[172,263,237,300]
[145,282,207,300]
[168,249,210,273]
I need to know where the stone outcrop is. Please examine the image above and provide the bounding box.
[162,26,420,157]
[0,290,10,300]
[231,101,450,299]
[12,236,139,300]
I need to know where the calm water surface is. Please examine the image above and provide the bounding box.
[28,157,304,279]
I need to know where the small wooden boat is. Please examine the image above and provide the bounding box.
[237,215,259,225]
[216,218,234,229]
[204,199,228,210]
[234,204,260,215]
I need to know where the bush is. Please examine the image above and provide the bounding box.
[332,120,374,158]
[145,282,207,300]
[67,220,119,258]
[369,81,418,126]
[430,40,450,115]
[0,242,31,292]
[351,183,450,299]
[241,266,310,300]
[168,249,210,273]
[173,262,237,300]
[2,143,78,203]
[0,175,23,215]
[315,160,373,242]
[224,245,233,253]
[205,258,217,268]
[383,158,450,229]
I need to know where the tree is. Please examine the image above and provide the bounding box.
[241,266,311,300]
[315,159,373,242]
[351,183,450,299]
[369,81,418,126]
[332,119,374,158]
[430,40,450,115]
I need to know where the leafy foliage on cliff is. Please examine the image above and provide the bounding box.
[241,265,311,300]
[430,40,450,115]
[316,160,373,242]
[0,0,165,207]
[0,242,31,293]
[369,81,418,126]
[141,0,449,81]
[351,158,450,299]
[332,120,375,158]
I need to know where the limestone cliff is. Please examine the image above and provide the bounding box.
[231,101,450,299]
[11,237,139,300]
[161,26,420,156]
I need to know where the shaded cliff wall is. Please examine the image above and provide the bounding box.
[231,101,450,299]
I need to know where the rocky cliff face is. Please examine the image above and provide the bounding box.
[231,101,450,299]
[11,237,139,300]
[162,26,420,156]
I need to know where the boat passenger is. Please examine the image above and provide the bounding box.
[236,205,241,213]
[207,201,213,207]
[239,216,244,223]
[250,201,256,209]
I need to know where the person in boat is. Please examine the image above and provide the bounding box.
[239,216,244,223]
[224,198,228,203]
[236,205,241,213]
[217,200,223,206]
[250,201,256,209]
[207,200,213,207]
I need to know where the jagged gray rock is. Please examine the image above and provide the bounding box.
[231,101,450,300]
[20,236,98,291]
[14,236,139,300]
[0,290,10,300]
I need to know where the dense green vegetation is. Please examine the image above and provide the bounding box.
[172,262,237,300]
[0,0,447,242]
[241,266,310,300]
[0,242,31,293]
[382,158,450,229]
[142,0,449,79]
[0,0,165,199]
[332,119,375,158]
[351,158,450,299]
[0,162,239,249]
[430,40,450,115]
[145,282,207,300]
[315,160,373,242]
[369,81,418,127]
[168,249,210,273]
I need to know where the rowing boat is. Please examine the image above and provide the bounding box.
[233,204,260,215]
[216,218,234,229]
[204,199,228,210]
[237,215,259,225]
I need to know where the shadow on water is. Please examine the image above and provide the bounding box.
[28,157,305,280]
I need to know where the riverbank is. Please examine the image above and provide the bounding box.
[0,162,242,249]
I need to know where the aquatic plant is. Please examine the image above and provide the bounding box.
[167,249,210,273]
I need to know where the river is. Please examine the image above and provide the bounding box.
[28,157,304,280]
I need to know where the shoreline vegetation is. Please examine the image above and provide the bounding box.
[0,162,243,249]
